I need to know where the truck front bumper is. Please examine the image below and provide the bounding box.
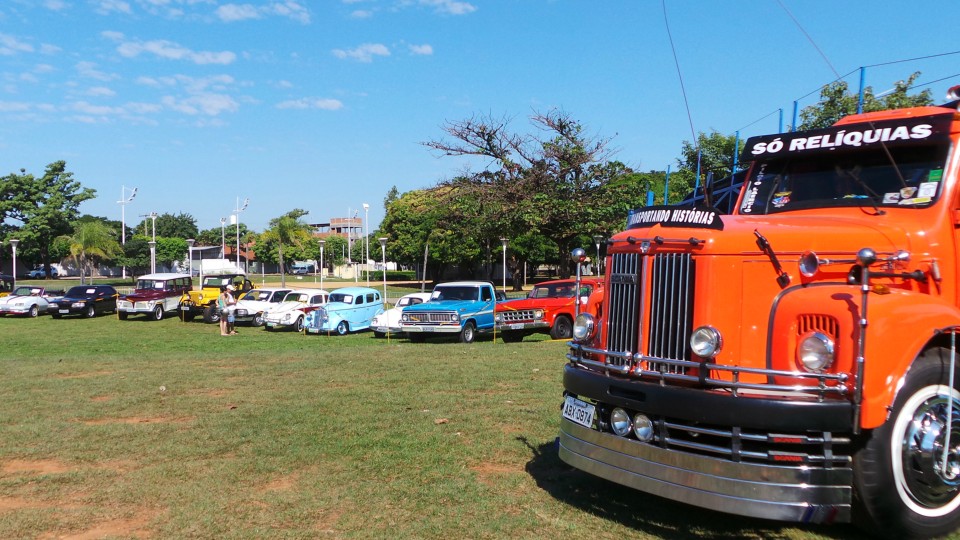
[561,363,855,524]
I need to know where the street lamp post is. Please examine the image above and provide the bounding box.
[117,185,138,280]
[149,241,156,274]
[149,212,158,274]
[10,239,19,290]
[220,217,226,261]
[186,238,195,278]
[319,240,325,291]
[234,197,249,272]
[363,203,370,286]
[592,235,603,276]
[500,237,508,294]
[378,237,387,304]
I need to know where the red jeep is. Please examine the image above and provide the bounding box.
[495,278,603,342]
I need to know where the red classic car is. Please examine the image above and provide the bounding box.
[116,273,192,321]
[495,278,603,342]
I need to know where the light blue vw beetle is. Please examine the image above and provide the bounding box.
[304,286,384,335]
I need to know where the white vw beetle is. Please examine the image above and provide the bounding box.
[370,292,432,337]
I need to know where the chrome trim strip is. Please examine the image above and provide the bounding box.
[559,418,851,523]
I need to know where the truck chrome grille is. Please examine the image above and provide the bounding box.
[606,252,695,373]
[406,312,457,324]
[500,310,535,322]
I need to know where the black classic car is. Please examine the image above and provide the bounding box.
[48,285,119,318]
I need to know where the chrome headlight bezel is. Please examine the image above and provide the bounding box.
[494,313,503,323]
[533,309,544,320]
[572,313,595,342]
[610,408,632,437]
[690,326,722,358]
[797,331,835,372]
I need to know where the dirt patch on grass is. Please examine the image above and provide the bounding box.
[90,395,112,402]
[78,416,194,425]
[55,370,114,379]
[261,471,300,493]
[3,459,73,475]
[41,509,160,540]
[470,461,523,486]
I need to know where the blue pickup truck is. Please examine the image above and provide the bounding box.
[399,281,504,343]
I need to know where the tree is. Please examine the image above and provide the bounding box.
[677,131,745,183]
[259,209,312,287]
[151,212,199,240]
[798,71,933,130]
[60,220,121,284]
[424,109,652,278]
[155,237,188,271]
[0,161,95,276]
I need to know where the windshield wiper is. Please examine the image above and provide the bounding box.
[835,165,885,216]
[754,229,791,289]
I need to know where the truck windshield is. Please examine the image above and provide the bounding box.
[432,286,477,301]
[739,143,949,215]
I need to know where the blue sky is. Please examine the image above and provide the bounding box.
[2,0,959,235]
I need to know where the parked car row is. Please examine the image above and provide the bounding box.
[1,271,598,344]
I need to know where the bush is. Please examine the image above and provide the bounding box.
[369,270,416,281]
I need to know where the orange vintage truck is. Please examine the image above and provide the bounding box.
[560,94,960,539]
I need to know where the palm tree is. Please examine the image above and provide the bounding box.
[262,210,312,287]
[61,220,121,284]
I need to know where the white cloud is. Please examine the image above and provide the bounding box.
[87,86,117,97]
[96,0,132,15]
[161,93,239,116]
[117,39,236,65]
[0,34,35,56]
[34,64,56,74]
[276,97,343,110]
[0,101,33,112]
[43,0,69,11]
[270,1,310,23]
[76,61,119,81]
[217,2,310,23]
[409,44,433,55]
[420,0,476,15]
[332,43,389,63]
[101,30,125,41]
[39,43,62,55]
[216,3,260,21]
[350,10,372,18]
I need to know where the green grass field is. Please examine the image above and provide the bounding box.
[0,312,873,539]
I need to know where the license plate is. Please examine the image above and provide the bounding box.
[508,323,525,330]
[404,326,423,332]
[181,306,190,311]
[126,308,136,313]
[59,309,69,314]
[562,396,595,428]
[266,322,275,327]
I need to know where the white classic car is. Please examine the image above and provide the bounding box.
[234,287,292,327]
[262,289,329,332]
[370,292,432,337]
[0,285,56,317]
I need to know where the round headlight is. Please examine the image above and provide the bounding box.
[452,313,460,322]
[799,251,820,278]
[572,313,595,342]
[690,326,722,358]
[401,314,409,322]
[610,408,632,437]
[495,313,503,323]
[633,414,654,442]
[797,331,835,372]
[533,309,544,320]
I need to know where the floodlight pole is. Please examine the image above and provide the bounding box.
[186,238,195,278]
[363,203,370,286]
[117,185,137,280]
[593,235,603,276]
[500,237,508,294]
[10,239,19,290]
[234,197,249,273]
[319,240,325,290]
[379,237,387,301]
